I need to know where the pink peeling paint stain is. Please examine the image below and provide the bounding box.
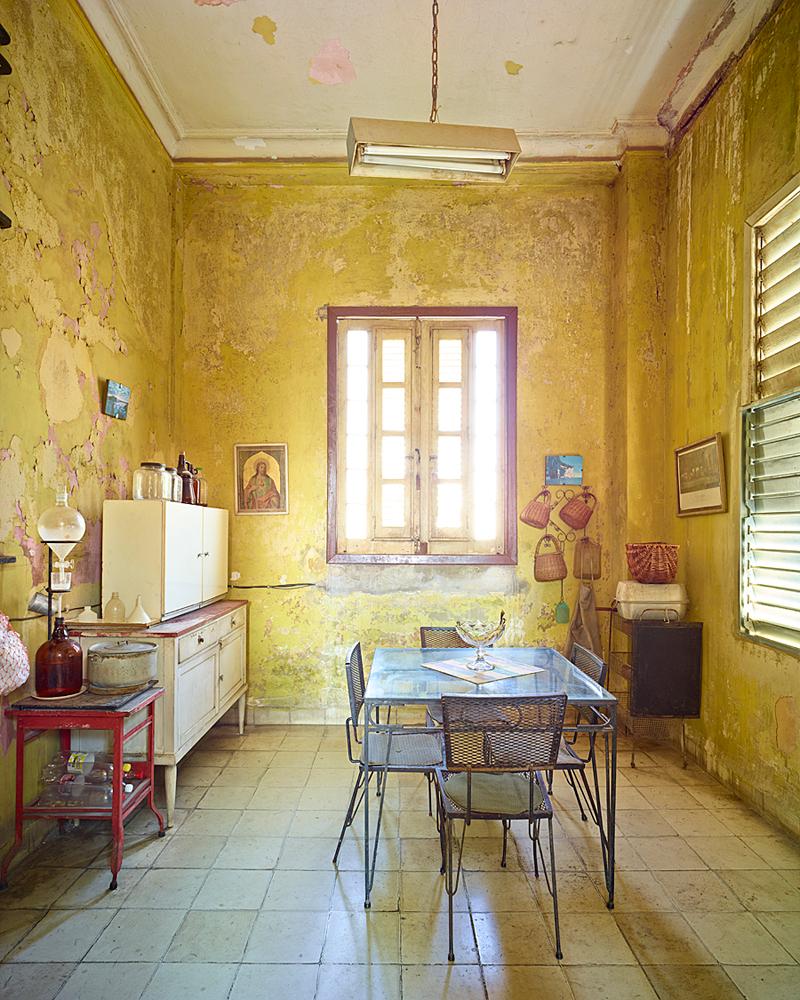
[309,39,356,85]
[193,0,244,6]
[13,501,46,585]
[73,518,101,585]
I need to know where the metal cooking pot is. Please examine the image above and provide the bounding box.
[87,640,157,695]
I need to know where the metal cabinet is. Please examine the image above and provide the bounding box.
[610,613,702,764]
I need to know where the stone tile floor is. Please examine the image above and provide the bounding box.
[1,724,799,999]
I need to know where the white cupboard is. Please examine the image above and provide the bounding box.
[102,500,228,623]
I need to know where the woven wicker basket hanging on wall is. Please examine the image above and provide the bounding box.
[534,533,568,582]
[559,488,597,531]
[520,489,554,530]
[573,536,601,580]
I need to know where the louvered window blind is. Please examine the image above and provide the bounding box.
[741,391,800,651]
[755,188,800,397]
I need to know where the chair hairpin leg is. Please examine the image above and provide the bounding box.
[564,770,588,821]
[548,815,563,960]
[333,768,366,864]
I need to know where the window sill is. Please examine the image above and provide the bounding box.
[327,552,518,566]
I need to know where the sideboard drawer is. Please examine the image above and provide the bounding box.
[178,620,224,663]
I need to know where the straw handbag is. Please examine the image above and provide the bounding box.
[573,537,602,580]
[520,489,553,530]
[559,488,597,531]
[534,533,568,582]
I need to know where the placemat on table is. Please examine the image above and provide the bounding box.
[421,655,543,685]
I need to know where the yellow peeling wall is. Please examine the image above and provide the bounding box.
[0,0,174,854]
[665,0,800,834]
[174,163,629,720]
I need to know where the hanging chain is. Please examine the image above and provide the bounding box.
[429,0,439,122]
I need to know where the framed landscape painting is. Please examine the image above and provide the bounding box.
[234,443,288,515]
[675,433,726,516]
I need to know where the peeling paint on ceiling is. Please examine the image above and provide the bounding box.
[252,15,277,46]
[78,0,776,159]
[308,38,356,86]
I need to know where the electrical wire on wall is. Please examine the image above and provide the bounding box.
[229,583,318,591]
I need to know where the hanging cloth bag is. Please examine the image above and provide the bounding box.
[534,533,568,582]
[573,536,602,580]
[564,583,603,660]
[559,488,597,531]
[520,489,554,530]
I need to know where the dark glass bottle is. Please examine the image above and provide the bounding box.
[178,452,194,504]
[35,617,83,698]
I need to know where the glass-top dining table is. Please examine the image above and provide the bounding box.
[361,646,618,909]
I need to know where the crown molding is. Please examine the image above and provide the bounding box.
[657,0,777,131]
[171,124,668,163]
[78,0,182,155]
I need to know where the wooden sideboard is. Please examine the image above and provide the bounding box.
[72,599,247,826]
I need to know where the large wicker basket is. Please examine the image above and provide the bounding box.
[626,543,678,584]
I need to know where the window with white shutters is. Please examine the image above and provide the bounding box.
[741,392,800,652]
[327,308,517,564]
[742,180,800,653]
[755,187,800,397]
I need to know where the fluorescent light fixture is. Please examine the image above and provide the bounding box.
[348,118,521,183]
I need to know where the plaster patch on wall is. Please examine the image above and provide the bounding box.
[234,137,267,151]
[252,16,277,45]
[775,696,798,756]
[39,332,84,424]
[1,328,21,358]
[308,39,356,85]
[27,275,63,329]
[0,439,26,538]
[505,60,523,75]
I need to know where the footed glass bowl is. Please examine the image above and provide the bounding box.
[455,612,506,670]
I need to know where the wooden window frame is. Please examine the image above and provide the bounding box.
[327,306,518,565]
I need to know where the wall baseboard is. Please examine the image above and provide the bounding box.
[684,730,800,840]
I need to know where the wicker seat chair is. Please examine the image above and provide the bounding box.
[333,642,443,867]
[436,693,568,961]
[549,643,608,825]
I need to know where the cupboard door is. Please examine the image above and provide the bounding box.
[176,647,218,750]
[164,503,204,614]
[218,628,246,705]
[202,507,229,602]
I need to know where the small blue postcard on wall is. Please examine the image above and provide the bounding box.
[545,454,583,486]
[104,380,131,420]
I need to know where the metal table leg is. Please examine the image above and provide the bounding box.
[363,702,371,909]
[605,703,617,908]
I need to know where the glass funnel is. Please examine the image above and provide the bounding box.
[37,487,86,560]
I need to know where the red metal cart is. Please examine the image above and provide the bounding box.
[0,686,165,891]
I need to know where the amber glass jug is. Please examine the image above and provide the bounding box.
[35,617,83,698]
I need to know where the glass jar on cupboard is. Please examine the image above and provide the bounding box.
[133,462,171,501]
[165,467,182,502]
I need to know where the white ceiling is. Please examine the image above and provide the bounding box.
[79,0,774,160]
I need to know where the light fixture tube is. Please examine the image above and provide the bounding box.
[360,154,505,175]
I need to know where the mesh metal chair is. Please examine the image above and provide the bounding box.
[420,626,487,726]
[333,642,443,866]
[549,644,608,825]
[436,693,568,961]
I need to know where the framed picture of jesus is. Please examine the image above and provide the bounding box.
[234,443,288,515]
